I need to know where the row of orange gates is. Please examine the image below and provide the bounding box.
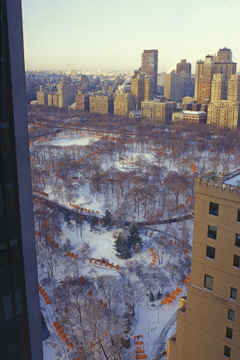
[89,258,119,270]
[161,274,191,309]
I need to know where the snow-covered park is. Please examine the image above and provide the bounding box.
[30,125,239,359]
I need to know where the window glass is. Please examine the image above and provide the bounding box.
[208,225,217,239]
[237,209,240,222]
[3,294,13,321]
[228,309,235,321]
[204,274,213,290]
[230,287,237,300]
[224,345,231,358]
[206,246,215,259]
[209,202,219,216]
[233,254,240,268]
[235,233,240,247]
[226,327,233,340]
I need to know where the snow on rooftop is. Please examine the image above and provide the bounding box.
[224,174,240,187]
[183,110,206,115]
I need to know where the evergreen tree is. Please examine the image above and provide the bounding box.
[128,223,143,251]
[149,291,154,302]
[114,233,131,259]
[102,210,113,230]
[157,290,161,300]
[90,216,98,232]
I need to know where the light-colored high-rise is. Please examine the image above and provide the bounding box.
[207,74,240,129]
[195,55,215,103]
[167,171,240,360]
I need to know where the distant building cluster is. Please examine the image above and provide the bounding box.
[28,47,240,129]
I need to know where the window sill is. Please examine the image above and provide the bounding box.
[204,287,212,291]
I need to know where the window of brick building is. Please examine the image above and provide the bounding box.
[233,254,240,268]
[235,233,240,247]
[204,274,213,290]
[224,345,231,358]
[230,287,237,301]
[208,225,217,239]
[226,327,233,340]
[206,246,215,259]
[209,202,219,216]
[228,309,235,322]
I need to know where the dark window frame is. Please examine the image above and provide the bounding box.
[204,274,213,291]
[224,345,231,358]
[226,327,233,340]
[209,202,219,216]
[237,209,240,222]
[228,309,235,322]
[235,233,240,247]
[230,287,237,301]
[206,245,215,260]
[233,254,240,268]
[208,225,217,239]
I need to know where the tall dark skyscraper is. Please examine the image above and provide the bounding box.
[141,49,158,94]
[1,0,43,359]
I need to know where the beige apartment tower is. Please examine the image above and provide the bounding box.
[131,74,145,111]
[207,74,240,130]
[176,59,191,75]
[195,55,215,103]
[167,171,240,360]
[114,90,134,117]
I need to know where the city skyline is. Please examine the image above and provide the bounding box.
[22,0,240,73]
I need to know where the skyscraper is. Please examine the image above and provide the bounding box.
[195,55,215,103]
[176,59,191,75]
[1,1,43,359]
[141,50,158,94]
[167,171,240,360]
[195,49,237,103]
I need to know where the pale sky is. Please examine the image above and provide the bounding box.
[22,0,240,73]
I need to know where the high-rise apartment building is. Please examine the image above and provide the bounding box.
[89,95,114,114]
[144,78,154,101]
[36,86,48,106]
[141,50,158,94]
[207,74,240,130]
[217,47,232,61]
[176,59,191,75]
[57,79,76,108]
[141,100,176,123]
[167,171,240,360]
[164,71,192,103]
[195,55,215,103]
[195,49,237,102]
[114,90,134,117]
[1,0,43,359]
[131,74,145,111]
[210,74,223,104]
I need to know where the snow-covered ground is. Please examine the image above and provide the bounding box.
[30,129,232,359]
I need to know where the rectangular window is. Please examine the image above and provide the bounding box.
[233,254,240,268]
[226,327,233,340]
[208,225,217,239]
[237,209,240,222]
[235,233,240,247]
[230,287,237,301]
[3,294,13,321]
[204,274,213,290]
[228,309,235,321]
[206,246,215,259]
[224,345,231,358]
[209,202,219,216]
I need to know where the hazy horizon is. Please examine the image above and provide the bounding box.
[22,0,240,74]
